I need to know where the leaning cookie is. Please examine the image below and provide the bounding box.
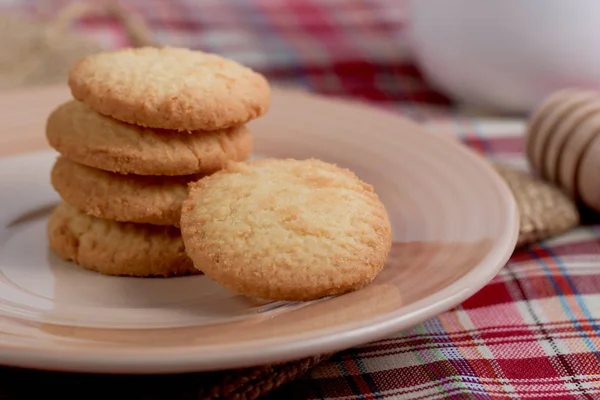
[48,202,198,277]
[46,100,252,176]
[180,158,392,301]
[68,46,271,131]
[51,156,201,226]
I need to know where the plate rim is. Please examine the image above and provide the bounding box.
[0,87,520,374]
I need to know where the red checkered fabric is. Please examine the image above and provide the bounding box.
[3,1,600,399]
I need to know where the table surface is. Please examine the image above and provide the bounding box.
[2,1,600,399]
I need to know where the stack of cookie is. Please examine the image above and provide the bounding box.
[45,46,271,278]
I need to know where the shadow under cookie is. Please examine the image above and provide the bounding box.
[47,202,199,278]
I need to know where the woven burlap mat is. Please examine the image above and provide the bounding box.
[0,5,582,400]
[0,2,154,90]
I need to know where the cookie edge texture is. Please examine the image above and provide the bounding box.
[47,202,199,277]
[45,100,253,176]
[50,156,195,226]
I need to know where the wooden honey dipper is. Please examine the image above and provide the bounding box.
[526,88,600,212]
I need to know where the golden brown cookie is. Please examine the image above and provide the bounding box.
[68,46,271,131]
[46,100,252,176]
[47,202,198,277]
[51,156,201,226]
[180,158,392,301]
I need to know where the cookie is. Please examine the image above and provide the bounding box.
[180,158,392,301]
[68,46,271,131]
[51,156,201,226]
[46,100,252,176]
[48,202,198,277]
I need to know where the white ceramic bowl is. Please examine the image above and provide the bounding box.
[407,0,600,114]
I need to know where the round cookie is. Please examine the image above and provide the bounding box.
[68,46,271,131]
[46,100,252,176]
[180,158,392,301]
[48,202,198,277]
[51,156,202,226]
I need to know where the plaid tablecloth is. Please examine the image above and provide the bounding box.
[3,1,600,399]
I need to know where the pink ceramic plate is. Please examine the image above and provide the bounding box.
[0,86,519,374]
